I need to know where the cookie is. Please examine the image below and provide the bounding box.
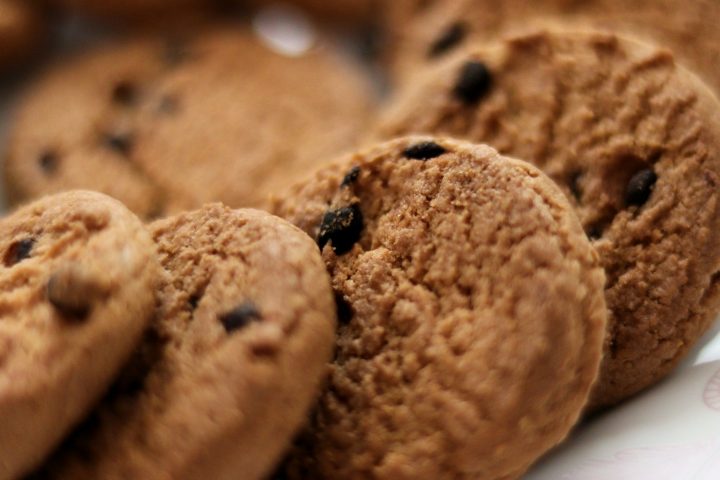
[386,0,720,95]
[46,0,202,19]
[0,190,159,479]
[4,37,174,218]
[30,205,336,480]
[377,30,720,408]
[271,136,607,479]
[249,0,375,22]
[0,0,44,69]
[5,28,374,218]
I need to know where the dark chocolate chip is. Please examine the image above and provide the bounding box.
[189,294,201,310]
[403,141,446,160]
[317,204,364,255]
[104,132,134,156]
[334,291,353,325]
[47,271,95,319]
[453,60,493,104]
[340,166,361,188]
[625,169,657,207]
[111,81,138,106]
[586,225,603,241]
[427,22,467,58]
[4,238,35,267]
[219,302,262,333]
[39,151,59,174]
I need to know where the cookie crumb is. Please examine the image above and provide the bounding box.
[4,238,35,267]
[317,204,364,255]
[427,22,467,58]
[453,60,493,104]
[403,141,446,160]
[219,302,262,333]
[625,168,657,206]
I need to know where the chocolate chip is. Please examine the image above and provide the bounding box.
[625,169,657,207]
[111,81,137,106]
[340,166,361,188]
[317,204,364,255]
[334,291,353,325]
[104,132,134,156]
[586,225,603,241]
[219,302,262,333]
[427,22,467,58]
[403,141,446,160]
[39,151,59,174]
[4,238,35,267]
[453,60,493,104]
[47,266,107,319]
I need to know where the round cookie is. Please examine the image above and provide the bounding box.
[387,0,720,94]
[0,0,44,69]
[30,205,336,480]
[377,30,720,408]
[4,36,176,218]
[0,190,159,479]
[271,136,607,479]
[5,28,374,218]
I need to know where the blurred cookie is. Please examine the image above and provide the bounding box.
[46,0,202,19]
[5,28,374,218]
[0,0,44,69]
[272,137,607,479]
[387,0,720,94]
[0,191,158,479]
[378,30,720,408]
[31,205,336,480]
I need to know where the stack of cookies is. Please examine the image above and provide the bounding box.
[1,1,719,479]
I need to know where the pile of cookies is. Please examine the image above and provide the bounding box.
[1,1,719,479]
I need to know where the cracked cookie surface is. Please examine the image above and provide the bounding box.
[30,205,336,480]
[0,190,158,480]
[378,30,720,408]
[272,136,607,480]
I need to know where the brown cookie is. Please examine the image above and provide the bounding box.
[0,190,159,479]
[4,28,374,218]
[386,0,720,95]
[246,0,376,22]
[30,205,336,480]
[0,0,44,69]
[377,29,720,408]
[271,136,607,479]
[45,0,203,19]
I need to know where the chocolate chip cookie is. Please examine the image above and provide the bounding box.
[378,30,720,409]
[0,190,159,479]
[0,0,44,69]
[4,28,374,218]
[271,136,607,479]
[387,0,720,95]
[31,205,336,480]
